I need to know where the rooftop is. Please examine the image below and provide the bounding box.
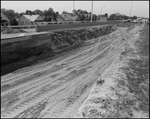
[23,15,40,21]
[1,12,10,22]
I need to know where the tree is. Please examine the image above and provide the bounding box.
[1,8,18,25]
[33,9,44,16]
[19,12,26,17]
[79,14,85,21]
[73,9,78,16]
[15,12,20,18]
[62,11,68,14]
[56,12,59,15]
[44,7,57,22]
[72,9,91,21]
[82,10,88,14]
[26,10,32,15]
[108,13,129,20]
[92,14,97,21]
[132,15,137,19]
[104,13,108,17]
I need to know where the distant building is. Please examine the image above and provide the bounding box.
[97,14,108,21]
[71,15,80,21]
[61,13,73,21]
[84,14,91,18]
[1,12,10,27]
[57,15,66,22]
[61,13,79,21]
[18,15,44,25]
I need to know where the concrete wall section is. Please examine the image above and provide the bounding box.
[36,21,119,32]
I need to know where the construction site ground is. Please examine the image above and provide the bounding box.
[1,23,149,118]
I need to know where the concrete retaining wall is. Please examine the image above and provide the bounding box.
[36,21,119,32]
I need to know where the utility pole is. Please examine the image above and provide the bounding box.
[73,0,75,17]
[91,0,93,23]
[100,6,106,20]
[101,6,106,15]
[129,0,133,19]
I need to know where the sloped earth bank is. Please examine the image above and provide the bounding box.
[1,25,138,118]
[1,25,116,76]
[76,24,149,118]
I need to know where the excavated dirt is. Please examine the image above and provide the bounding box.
[76,24,149,118]
[1,25,128,118]
[1,25,116,76]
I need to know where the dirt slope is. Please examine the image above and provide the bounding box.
[1,25,116,76]
[76,24,149,118]
[1,27,128,118]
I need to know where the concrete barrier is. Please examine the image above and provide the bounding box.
[36,21,119,32]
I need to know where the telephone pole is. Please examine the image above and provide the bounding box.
[73,0,75,17]
[91,0,93,23]
[129,0,133,19]
[101,6,106,15]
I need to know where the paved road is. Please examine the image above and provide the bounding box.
[1,27,127,118]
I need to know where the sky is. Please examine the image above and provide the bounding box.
[1,1,149,18]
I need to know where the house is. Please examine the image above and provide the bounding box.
[84,14,91,18]
[57,15,65,22]
[71,15,80,21]
[18,15,44,25]
[1,12,10,27]
[61,13,79,21]
[61,13,73,21]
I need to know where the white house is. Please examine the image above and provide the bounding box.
[18,15,44,25]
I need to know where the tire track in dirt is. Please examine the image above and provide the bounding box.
[1,28,127,118]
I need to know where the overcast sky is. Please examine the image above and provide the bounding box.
[1,1,149,18]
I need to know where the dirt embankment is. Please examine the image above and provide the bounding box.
[76,24,149,118]
[1,25,129,118]
[1,25,117,76]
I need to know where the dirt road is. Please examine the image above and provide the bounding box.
[76,24,149,118]
[1,27,127,118]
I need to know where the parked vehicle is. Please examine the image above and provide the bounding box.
[131,20,137,23]
[122,19,131,23]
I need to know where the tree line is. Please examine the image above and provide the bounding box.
[108,13,137,20]
[1,8,59,25]
[1,8,137,25]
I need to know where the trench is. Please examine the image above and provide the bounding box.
[1,25,117,76]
